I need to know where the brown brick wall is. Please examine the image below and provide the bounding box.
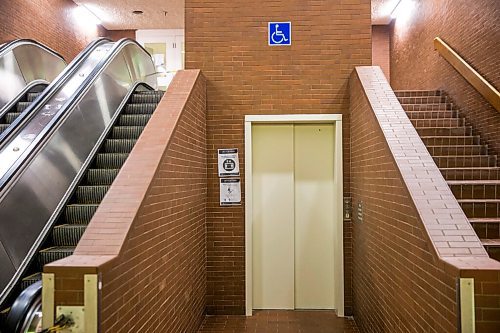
[0,0,107,61]
[185,0,372,315]
[105,30,136,41]
[390,0,500,154]
[46,70,207,333]
[372,25,390,81]
[350,66,500,333]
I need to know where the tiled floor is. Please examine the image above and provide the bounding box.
[198,310,360,333]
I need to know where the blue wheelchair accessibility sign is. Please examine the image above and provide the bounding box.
[268,22,291,46]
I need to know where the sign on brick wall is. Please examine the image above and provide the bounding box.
[268,22,292,46]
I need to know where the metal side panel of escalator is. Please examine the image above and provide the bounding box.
[0,38,160,332]
[0,39,66,134]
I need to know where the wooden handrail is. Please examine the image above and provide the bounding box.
[434,37,500,111]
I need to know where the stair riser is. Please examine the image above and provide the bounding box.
[27,92,42,102]
[64,205,98,224]
[427,146,487,156]
[395,91,442,98]
[441,169,500,181]
[124,103,157,114]
[104,140,136,153]
[75,186,110,204]
[398,96,447,104]
[402,104,452,111]
[460,202,500,218]
[85,169,119,185]
[450,184,500,200]
[118,115,151,126]
[111,127,145,139]
[53,227,86,246]
[417,127,472,136]
[38,250,74,269]
[486,248,500,261]
[406,110,457,119]
[434,156,496,168]
[471,222,500,239]
[422,136,480,146]
[411,119,463,128]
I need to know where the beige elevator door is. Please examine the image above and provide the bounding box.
[252,123,335,310]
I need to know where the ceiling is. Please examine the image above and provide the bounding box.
[74,0,395,31]
[73,0,184,30]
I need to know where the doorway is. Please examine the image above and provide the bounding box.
[245,115,344,316]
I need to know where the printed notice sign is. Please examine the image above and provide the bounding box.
[220,178,241,206]
[218,148,240,177]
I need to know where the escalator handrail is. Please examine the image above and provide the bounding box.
[0,39,65,62]
[3,281,42,333]
[0,38,154,192]
[0,82,155,313]
[0,38,111,146]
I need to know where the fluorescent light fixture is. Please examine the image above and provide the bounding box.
[74,5,102,25]
[391,0,416,20]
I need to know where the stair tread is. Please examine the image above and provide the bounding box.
[39,246,75,253]
[433,155,495,158]
[457,199,500,203]
[469,218,500,223]
[448,180,500,185]
[480,239,500,246]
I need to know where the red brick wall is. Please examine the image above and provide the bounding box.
[350,66,500,333]
[105,30,136,41]
[46,70,207,333]
[390,0,500,154]
[0,0,107,61]
[185,0,372,315]
[372,25,391,81]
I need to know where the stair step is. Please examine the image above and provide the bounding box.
[448,181,500,199]
[440,167,500,181]
[94,153,129,169]
[124,103,158,114]
[21,273,42,290]
[118,114,152,126]
[53,225,87,246]
[0,124,9,134]
[427,145,487,156]
[74,185,110,204]
[401,103,453,111]
[64,204,99,224]
[38,246,74,268]
[394,90,442,98]
[469,218,500,239]
[85,169,119,185]
[16,101,32,113]
[421,136,480,146]
[411,118,463,128]
[111,126,145,139]
[26,92,42,102]
[129,91,163,104]
[458,199,500,218]
[416,126,472,137]
[406,110,457,119]
[4,112,21,124]
[104,139,137,153]
[481,239,500,247]
[469,218,500,224]
[433,155,497,168]
[398,96,447,104]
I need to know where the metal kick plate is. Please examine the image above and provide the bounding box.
[56,306,85,333]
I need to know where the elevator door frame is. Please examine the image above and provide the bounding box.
[244,114,344,317]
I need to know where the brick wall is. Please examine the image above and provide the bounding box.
[350,66,500,333]
[390,0,500,154]
[185,0,372,315]
[372,25,391,81]
[0,0,106,61]
[46,70,207,333]
[105,30,136,41]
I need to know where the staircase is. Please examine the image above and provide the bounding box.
[395,90,500,261]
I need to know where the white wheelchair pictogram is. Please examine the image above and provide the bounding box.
[271,24,288,44]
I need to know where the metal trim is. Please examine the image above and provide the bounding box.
[0,39,65,62]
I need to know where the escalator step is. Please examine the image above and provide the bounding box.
[111,126,145,139]
[124,103,157,114]
[65,204,99,224]
[0,124,9,134]
[4,112,21,124]
[21,272,42,290]
[104,139,137,153]
[16,101,32,113]
[53,225,87,246]
[129,92,163,104]
[95,153,129,169]
[85,169,119,185]
[38,246,74,268]
[27,92,42,102]
[75,185,110,204]
[118,114,152,126]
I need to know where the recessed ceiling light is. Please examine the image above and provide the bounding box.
[132,10,143,15]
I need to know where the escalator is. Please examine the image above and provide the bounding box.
[0,38,159,332]
[0,39,66,138]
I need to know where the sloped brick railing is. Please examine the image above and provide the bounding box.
[45,70,207,332]
[350,66,500,333]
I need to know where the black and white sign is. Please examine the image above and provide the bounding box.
[218,148,240,177]
[220,178,241,206]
